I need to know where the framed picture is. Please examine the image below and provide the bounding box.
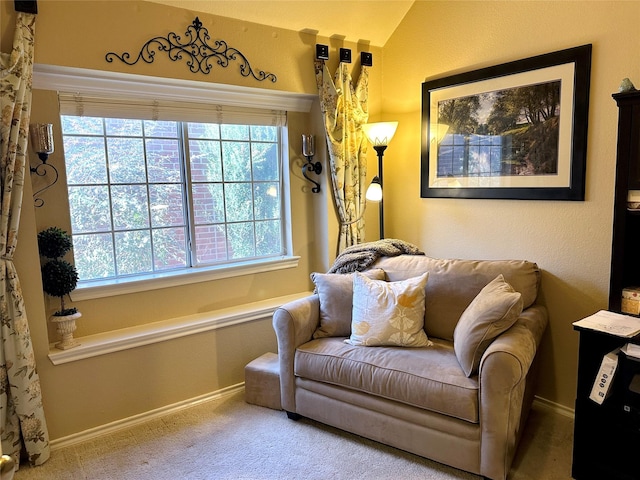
[421,44,591,200]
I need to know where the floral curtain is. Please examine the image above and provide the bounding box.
[315,60,369,253]
[0,12,50,468]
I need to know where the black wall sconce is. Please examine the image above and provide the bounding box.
[302,134,321,193]
[29,123,58,207]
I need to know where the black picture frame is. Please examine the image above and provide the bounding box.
[421,44,591,201]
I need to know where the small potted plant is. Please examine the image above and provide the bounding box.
[38,226,81,350]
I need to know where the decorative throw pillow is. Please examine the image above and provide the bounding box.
[311,269,386,339]
[346,272,431,347]
[454,274,524,377]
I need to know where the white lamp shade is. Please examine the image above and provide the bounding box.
[362,122,398,146]
[366,178,382,202]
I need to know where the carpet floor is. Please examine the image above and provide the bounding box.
[14,389,574,480]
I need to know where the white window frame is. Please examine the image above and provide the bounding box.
[33,64,315,301]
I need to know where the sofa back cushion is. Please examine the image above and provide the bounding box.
[373,255,540,340]
[311,269,386,339]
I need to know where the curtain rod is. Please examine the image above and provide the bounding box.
[315,44,372,67]
[14,1,37,13]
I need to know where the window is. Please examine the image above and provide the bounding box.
[59,95,287,285]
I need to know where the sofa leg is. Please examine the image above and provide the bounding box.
[286,411,301,420]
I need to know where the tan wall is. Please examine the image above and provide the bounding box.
[5,0,634,440]
[2,0,381,439]
[383,0,640,407]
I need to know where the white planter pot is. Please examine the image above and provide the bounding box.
[50,312,81,350]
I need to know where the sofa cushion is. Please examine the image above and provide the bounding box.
[373,255,539,340]
[454,275,524,377]
[295,337,479,423]
[311,269,386,339]
[346,272,432,347]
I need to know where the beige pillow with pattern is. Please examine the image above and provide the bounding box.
[346,272,431,347]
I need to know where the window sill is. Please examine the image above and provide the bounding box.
[48,290,312,365]
[73,256,300,301]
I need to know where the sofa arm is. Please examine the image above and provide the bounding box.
[478,304,548,480]
[272,294,320,412]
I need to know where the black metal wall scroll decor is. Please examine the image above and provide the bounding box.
[105,17,277,82]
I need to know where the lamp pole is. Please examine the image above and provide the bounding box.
[362,121,398,241]
[373,145,387,239]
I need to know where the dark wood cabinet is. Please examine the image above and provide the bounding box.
[609,91,640,313]
[572,327,640,480]
[572,91,640,479]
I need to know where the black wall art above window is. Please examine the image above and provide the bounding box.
[105,17,277,82]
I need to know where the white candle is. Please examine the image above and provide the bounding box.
[302,134,315,157]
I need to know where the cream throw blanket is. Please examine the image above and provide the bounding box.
[327,239,425,274]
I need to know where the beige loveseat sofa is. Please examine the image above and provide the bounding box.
[272,255,547,480]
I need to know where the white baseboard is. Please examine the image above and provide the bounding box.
[532,395,575,419]
[50,383,245,451]
[50,387,573,451]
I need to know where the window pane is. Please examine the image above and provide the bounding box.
[153,227,187,270]
[189,140,222,182]
[250,125,277,142]
[68,186,112,233]
[111,185,150,230]
[63,136,108,184]
[225,183,253,222]
[114,230,152,275]
[251,143,278,181]
[61,116,103,135]
[73,233,115,280]
[227,222,255,259]
[221,124,249,140]
[188,123,220,140]
[107,137,146,183]
[254,182,280,220]
[150,184,185,227]
[147,138,181,183]
[222,141,251,181]
[256,220,282,256]
[144,120,178,138]
[105,118,142,136]
[193,183,225,224]
[194,225,228,263]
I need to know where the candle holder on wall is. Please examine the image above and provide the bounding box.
[301,134,321,193]
[29,123,59,208]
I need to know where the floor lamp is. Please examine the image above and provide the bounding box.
[362,122,398,239]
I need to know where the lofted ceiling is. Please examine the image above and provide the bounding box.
[144,0,415,47]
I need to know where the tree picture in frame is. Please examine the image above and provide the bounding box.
[421,44,592,200]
